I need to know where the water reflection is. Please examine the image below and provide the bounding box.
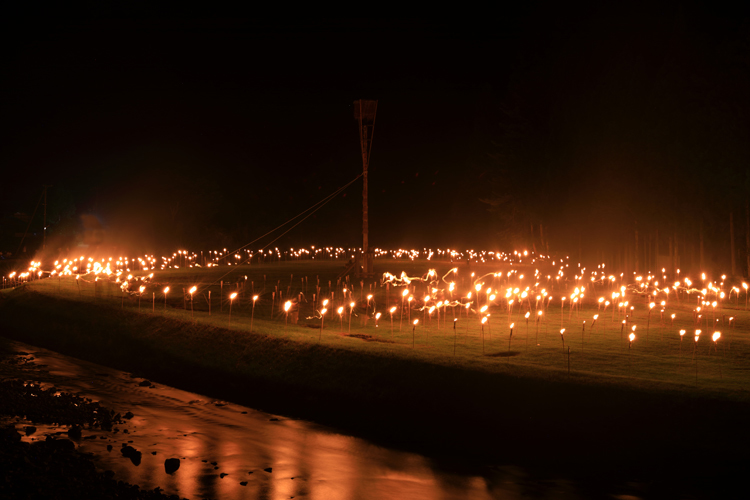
[13,342,498,499]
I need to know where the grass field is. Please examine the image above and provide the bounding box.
[7,259,749,402]
[4,259,750,484]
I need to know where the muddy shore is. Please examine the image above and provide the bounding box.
[0,340,187,500]
[2,289,750,498]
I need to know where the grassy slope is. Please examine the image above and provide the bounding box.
[2,263,750,482]
[15,261,750,400]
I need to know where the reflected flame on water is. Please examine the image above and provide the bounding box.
[15,342,495,500]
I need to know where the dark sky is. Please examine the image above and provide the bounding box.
[3,6,749,264]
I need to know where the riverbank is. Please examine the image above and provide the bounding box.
[0,338,186,500]
[2,286,749,496]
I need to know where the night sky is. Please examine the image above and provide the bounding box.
[3,6,749,267]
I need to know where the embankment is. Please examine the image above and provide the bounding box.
[2,287,748,491]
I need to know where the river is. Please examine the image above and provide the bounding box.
[7,341,642,499]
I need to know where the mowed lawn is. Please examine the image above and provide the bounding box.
[12,258,750,402]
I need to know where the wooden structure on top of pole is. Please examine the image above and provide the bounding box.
[354,99,377,277]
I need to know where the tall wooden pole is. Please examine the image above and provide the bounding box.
[363,122,369,274]
[730,211,736,276]
[354,99,377,276]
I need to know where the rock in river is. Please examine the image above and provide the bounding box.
[120,445,142,466]
[165,457,180,474]
[67,425,82,440]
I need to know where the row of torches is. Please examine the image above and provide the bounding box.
[5,247,541,279]
[6,250,745,354]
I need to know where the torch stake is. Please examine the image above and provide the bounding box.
[628,340,632,375]
[400,296,404,332]
[508,328,513,362]
[453,320,457,355]
[582,322,585,350]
